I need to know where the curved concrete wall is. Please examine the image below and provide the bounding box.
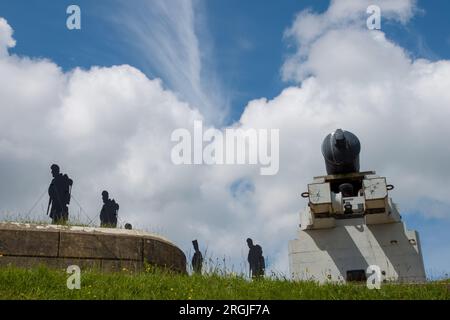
[0,223,186,274]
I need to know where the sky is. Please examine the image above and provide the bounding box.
[0,0,449,278]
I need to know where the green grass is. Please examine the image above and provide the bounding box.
[0,266,448,300]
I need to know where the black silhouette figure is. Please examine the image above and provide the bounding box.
[247,238,265,279]
[47,164,73,224]
[125,223,132,230]
[100,191,119,228]
[191,240,203,274]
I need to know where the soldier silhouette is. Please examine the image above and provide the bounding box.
[100,191,119,228]
[191,240,203,274]
[247,238,265,279]
[47,164,73,224]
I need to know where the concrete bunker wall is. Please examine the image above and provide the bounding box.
[0,223,186,274]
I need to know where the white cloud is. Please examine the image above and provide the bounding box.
[1,0,450,277]
[0,18,15,57]
[283,0,417,82]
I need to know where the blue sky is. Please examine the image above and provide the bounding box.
[0,0,449,276]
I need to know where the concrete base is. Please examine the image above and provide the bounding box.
[289,219,426,283]
[0,222,186,274]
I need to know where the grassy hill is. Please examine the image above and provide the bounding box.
[0,266,448,300]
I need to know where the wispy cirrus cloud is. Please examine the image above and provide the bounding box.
[110,0,228,125]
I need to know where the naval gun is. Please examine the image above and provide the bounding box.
[301,129,397,226]
[289,129,426,283]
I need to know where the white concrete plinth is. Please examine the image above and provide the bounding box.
[289,218,426,283]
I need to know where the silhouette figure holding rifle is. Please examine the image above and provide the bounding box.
[47,164,73,224]
[247,238,265,279]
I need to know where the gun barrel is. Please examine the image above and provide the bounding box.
[321,129,361,175]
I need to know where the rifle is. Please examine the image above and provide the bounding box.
[46,198,52,216]
[68,183,72,205]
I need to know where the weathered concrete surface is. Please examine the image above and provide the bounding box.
[144,238,186,273]
[59,232,143,260]
[0,228,59,257]
[0,222,186,274]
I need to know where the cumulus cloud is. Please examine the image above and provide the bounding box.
[0,18,15,57]
[283,0,417,81]
[1,0,449,276]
